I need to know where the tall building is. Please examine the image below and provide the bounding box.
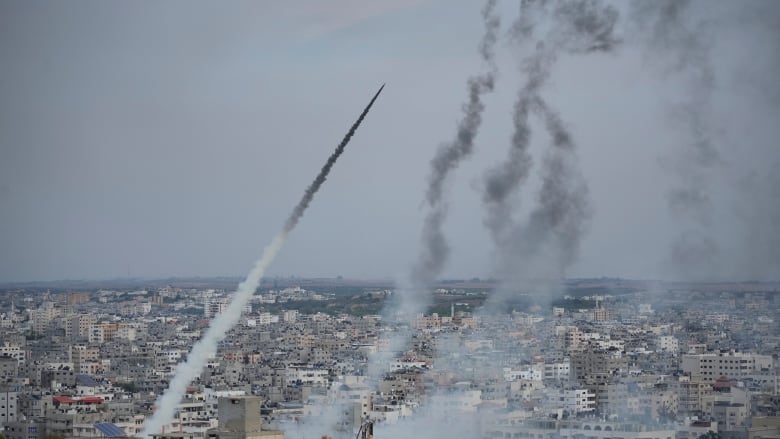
[0,387,19,424]
[205,298,229,318]
[206,396,284,439]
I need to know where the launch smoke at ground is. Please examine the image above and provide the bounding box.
[369,0,500,402]
[140,84,384,438]
[357,1,501,430]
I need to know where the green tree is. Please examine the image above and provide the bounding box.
[698,431,720,439]
[117,382,139,393]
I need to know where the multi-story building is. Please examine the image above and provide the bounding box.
[284,367,328,387]
[681,351,774,382]
[0,357,18,382]
[205,298,229,318]
[0,387,18,425]
[657,335,679,353]
[702,378,752,431]
[570,344,627,383]
[544,360,571,381]
[2,420,45,439]
[678,376,714,415]
[88,322,120,344]
[282,310,299,323]
[29,302,60,335]
[0,343,26,365]
[546,388,596,414]
[205,396,284,439]
[70,314,97,341]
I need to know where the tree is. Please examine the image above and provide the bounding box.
[117,382,139,393]
[698,431,720,439]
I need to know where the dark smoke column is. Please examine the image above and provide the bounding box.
[411,0,501,290]
[482,0,617,301]
[140,84,385,438]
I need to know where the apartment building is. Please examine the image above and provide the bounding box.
[681,351,773,382]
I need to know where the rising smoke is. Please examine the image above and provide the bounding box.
[482,0,618,306]
[140,84,384,438]
[369,0,500,404]
[310,1,779,438]
[498,97,591,279]
[357,1,501,429]
[411,0,500,291]
[629,0,721,278]
[735,166,780,279]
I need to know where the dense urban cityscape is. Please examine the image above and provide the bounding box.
[0,278,778,439]
[2,0,779,438]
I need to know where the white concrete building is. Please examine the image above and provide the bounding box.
[544,360,571,381]
[561,389,596,414]
[681,351,774,382]
[657,335,679,353]
[204,298,228,318]
[0,343,25,365]
[257,312,279,325]
[504,366,543,382]
[285,367,329,387]
[0,388,18,424]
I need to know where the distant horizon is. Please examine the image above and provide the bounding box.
[2,273,779,289]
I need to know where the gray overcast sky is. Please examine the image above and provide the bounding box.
[1,0,778,283]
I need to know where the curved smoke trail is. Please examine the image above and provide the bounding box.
[410,0,500,294]
[373,0,500,386]
[484,0,617,275]
[495,96,590,281]
[362,0,501,418]
[140,84,384,438]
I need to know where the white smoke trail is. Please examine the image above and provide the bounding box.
[140,232,287,437]
[139,83,384,437]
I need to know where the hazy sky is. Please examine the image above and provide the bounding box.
[1,0,778,283]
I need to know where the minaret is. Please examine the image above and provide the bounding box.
[451,302,454,318]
